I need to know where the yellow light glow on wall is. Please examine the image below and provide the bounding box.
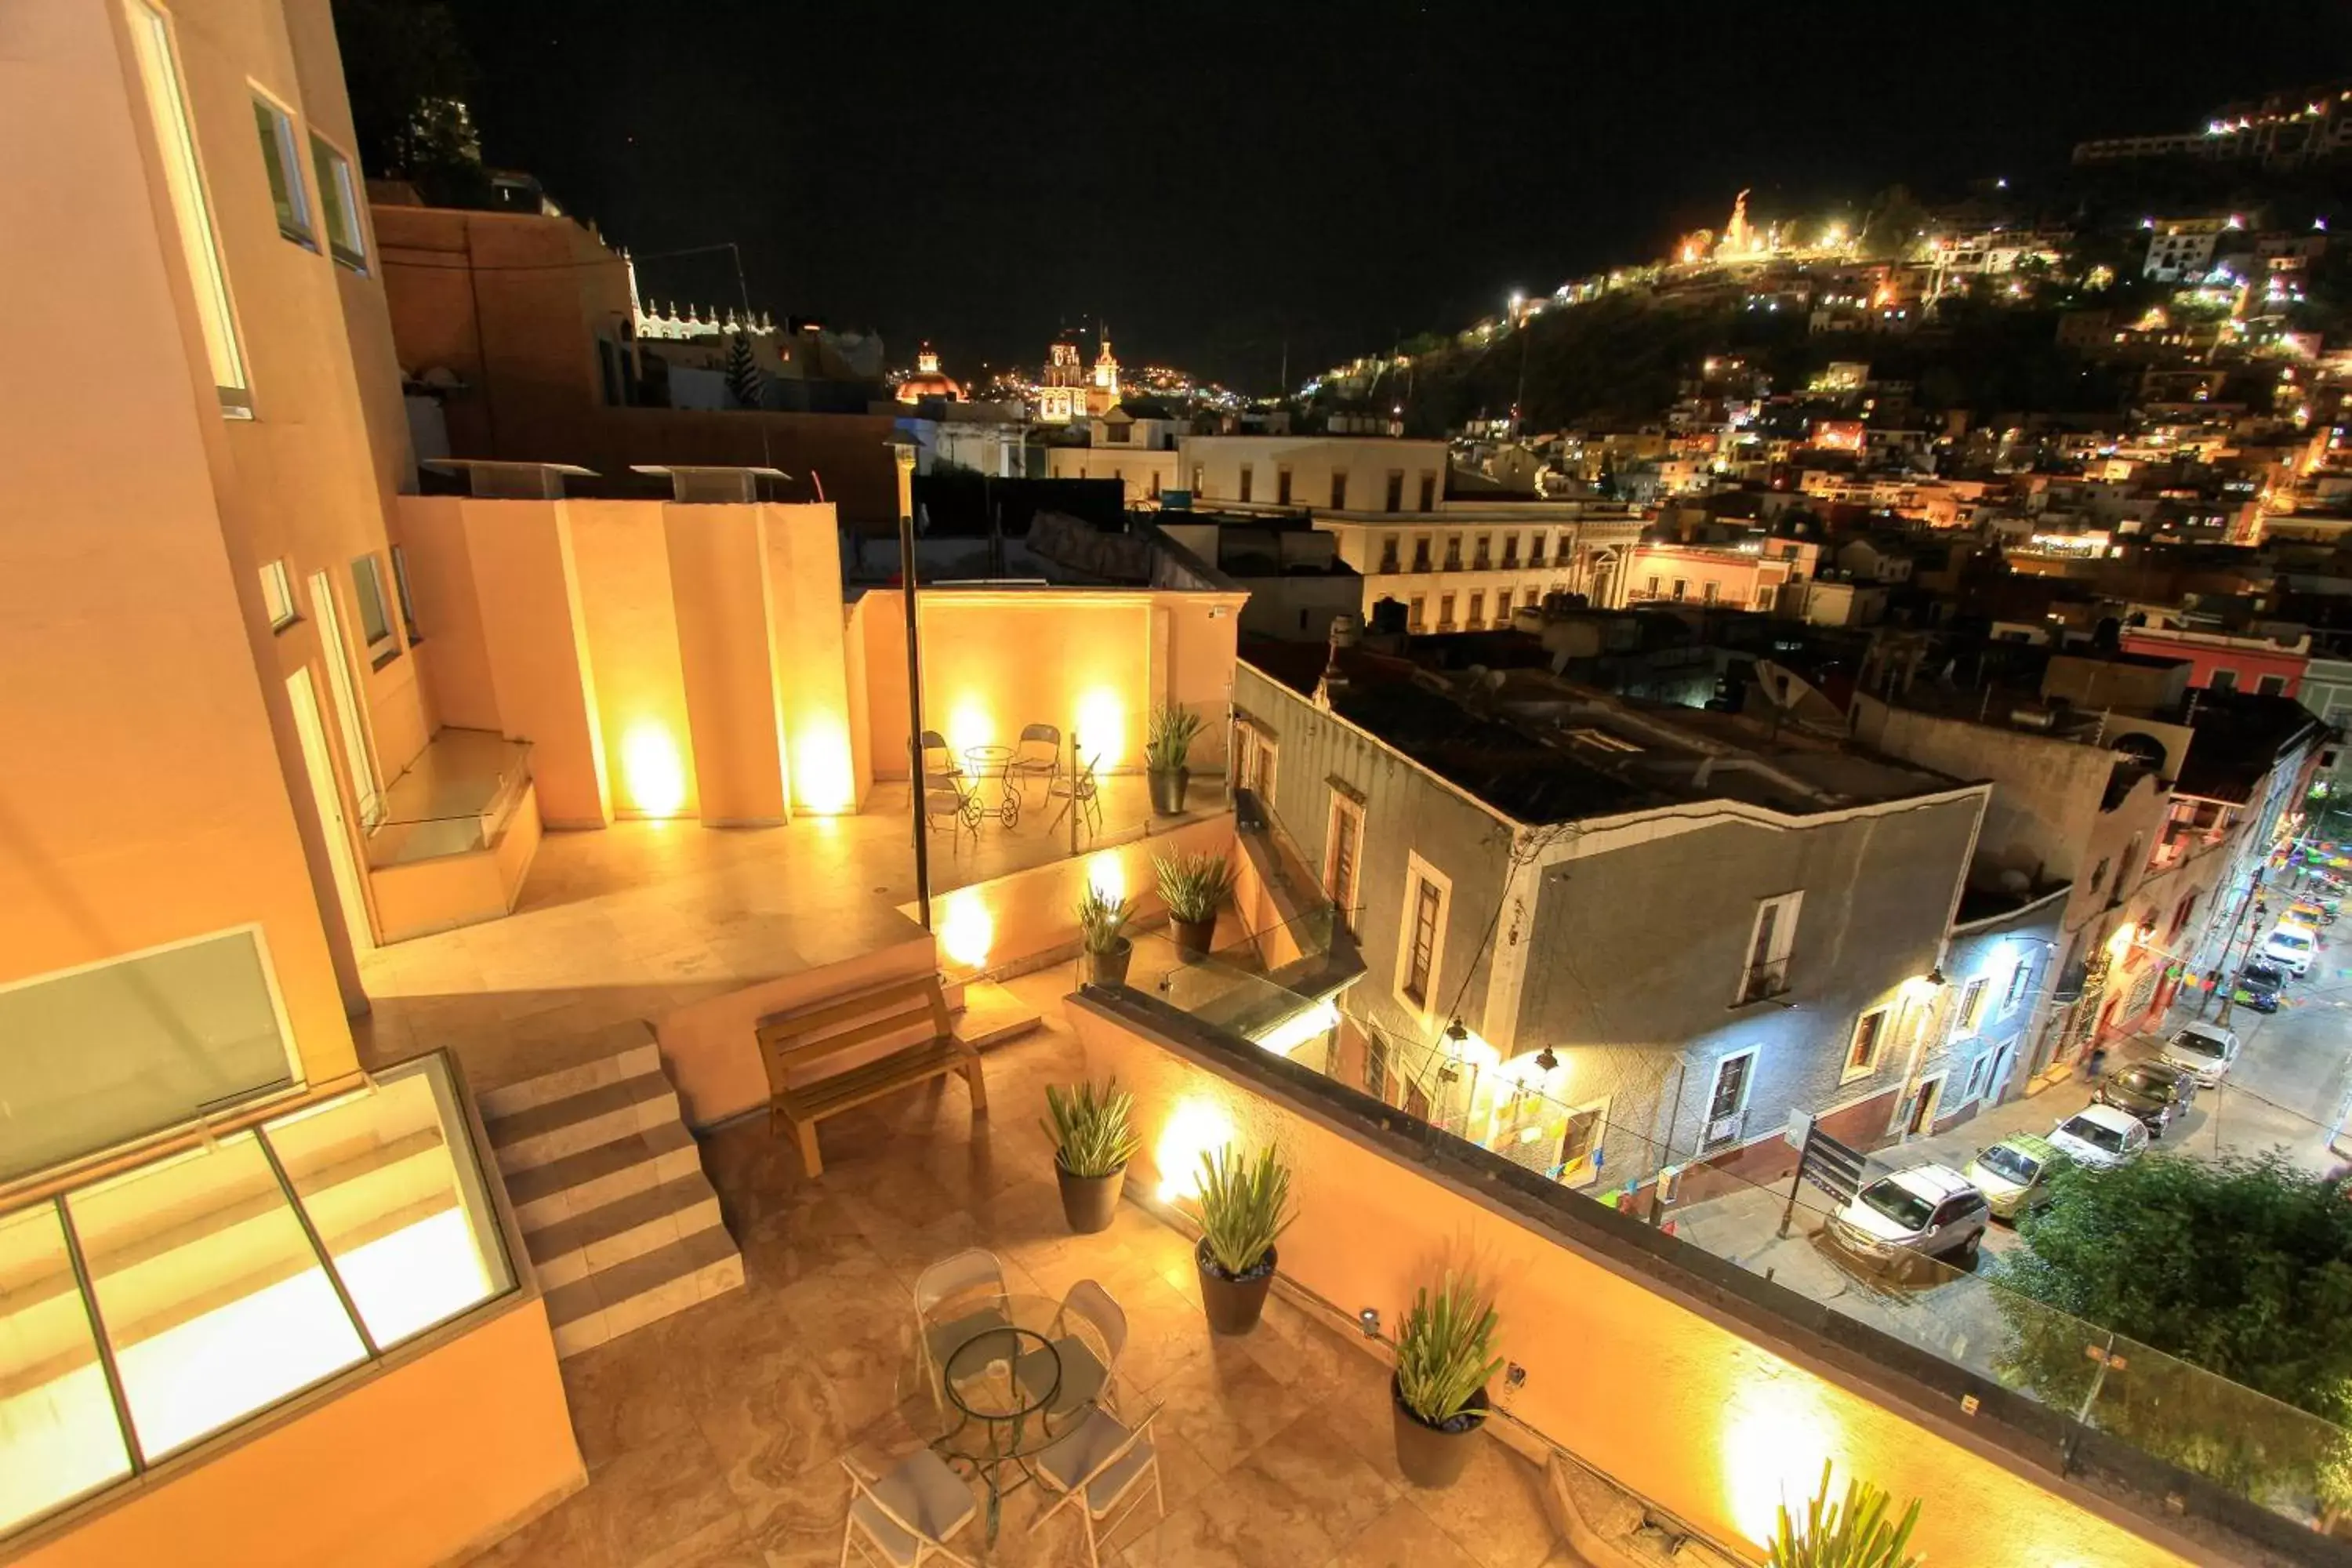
[1087,850,1126,905]
[1720,1369,1840,1544]
[1153,1098,1235,1202]
[792,717,857,815]
[1250,997,1340,1058]
[946,695,994,764]
[1075,687,1127,771]
[939,887,994,972]
[619,720,688,818]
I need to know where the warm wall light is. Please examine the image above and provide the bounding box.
[620,720,688,818]
[1087,850,1126,905]
[792,717,856,815]
[939,887,993,971]
[1250,997,1339,1058]
[946,695,993,763]
[1720,1370,1839,1544]
[1153,1098,1234,1202]
[1075,687,1126,771]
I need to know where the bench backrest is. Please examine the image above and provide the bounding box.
[755,973,952,1098]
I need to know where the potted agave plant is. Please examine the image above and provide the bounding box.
[1042,1080,1141,1234]
[1077,885,1136,985]
[1391,1273,1504,1489]
[1186,1144,1293,1334]
[1145,703,1203,815]
[1766,1461,1922,1568]
[1155,849,1233,960]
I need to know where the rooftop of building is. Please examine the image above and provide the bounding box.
[1244,641,1968,824]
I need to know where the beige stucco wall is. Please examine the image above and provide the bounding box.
[1073,1001,2196,1566]
[568,500,699,820]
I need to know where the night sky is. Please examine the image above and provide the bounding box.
[445,1,2350,391]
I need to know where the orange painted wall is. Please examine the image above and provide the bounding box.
[858,588,1243,780]
[1,0,354,1080]
[568,500,699,820]
[665,506,789,825]
[760,505,861,815]
[14,1299,583,1568]
[1072,1004,2195,1568]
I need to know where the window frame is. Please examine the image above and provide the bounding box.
[349,554,399,666]
[1701,1048,1757,1147]
[1323,786,1366,934]
[1842,1006,1890,1083]
[127,0,251,417]
[2207,667,2238,692]
[1955,975,1990,1036]
[1330,470,1348,510]
[2256,672,2287,697]
[1394,851,1453,1019]
[249,89,314,249]
[388,543,422,642]
[1737,891,1802,1004]
[259,558,299,631]
[1556,1094,1610,1187]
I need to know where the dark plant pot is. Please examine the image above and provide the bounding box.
[1086,937,1133,986]
[1149,767,1190,815]
[1055,1159,1124,1234]
[1391,1377,1489,1489]
[1196,1239,1276,1334]
[1171,915,1217,960]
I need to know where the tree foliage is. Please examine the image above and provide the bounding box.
[329,0,490,204]
[1991,1153,2352,1508]
[723,334,764,411]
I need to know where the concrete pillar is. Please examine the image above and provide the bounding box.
[665,504,788,825]
[460,499,612,828]
[761,503,861,814]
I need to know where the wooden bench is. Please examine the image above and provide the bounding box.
[754,973,987,1175]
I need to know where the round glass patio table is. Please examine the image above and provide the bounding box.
[901,1293,1109,1543]
[962,744,1021,826]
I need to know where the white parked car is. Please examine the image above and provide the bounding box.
[2159,1022,2241,1087]
[2262,922,2319,977]
[1828,1163,1992,1265]
[2048,1103,2151,1170]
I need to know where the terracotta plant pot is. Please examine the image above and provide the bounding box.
[1055,1159,1123,1234]
[1196,1239,1275,1334]
[1171,916,1217,960]
[1149,767,1190,816]
[1086,937,1133,986]
[1391,1377,1489,1489]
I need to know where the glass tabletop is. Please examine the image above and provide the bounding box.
[901,1292,1111,1463]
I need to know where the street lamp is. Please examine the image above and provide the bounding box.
[884,434,931,931]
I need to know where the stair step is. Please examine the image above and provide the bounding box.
[505,1120,701,1231]
[524,1171,723,1290]
[546,1225,743,1358]
[477,1034,662,1120]
[485,1071,679,1174]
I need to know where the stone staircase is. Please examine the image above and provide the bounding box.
[477,1025,742,1359]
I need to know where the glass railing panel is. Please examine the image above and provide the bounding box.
[260,1055,515,1351]
[367,729,532,867]
[0,1203,131,1533]
[64,1131,368,1461]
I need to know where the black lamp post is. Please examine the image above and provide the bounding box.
[887,434,931,931]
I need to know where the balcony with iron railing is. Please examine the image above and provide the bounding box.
[1736,956,1791,1005]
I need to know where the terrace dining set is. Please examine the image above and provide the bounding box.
[920,724,1105,843]
[847,1247,1162,1567]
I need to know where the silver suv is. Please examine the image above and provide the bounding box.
[1830,1163,1993,1265]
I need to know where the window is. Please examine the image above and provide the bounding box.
[1418,473,1437,510]
[1702,581,1720,606]
[350,554,397,663]
[1238,464,1254,503]
[2208,668,2238,692]
[1363,1031,1392,1103]
[1468,591,1485,626]
[1671,579,1689,601]
[1191,464,1204,494]
[1473,534,1491,569]
[1647,575,1662,596]
[1844,1007,1889,1080]
[389,543,422,641]
[1438,592,1455,629]
[2256,673,2287,696]
[1738,892,1800,1003]
[251,94,313,247]
[1412,535,1432,572]
[1755,590,1776,611]
[259,558,298,630]
[1409,595,1426,631]
[1955,976,1990,1036]
[1702,1050,1755,1147]
[1443,537,1462,570]
[128,0,249,416]
[1496,588,1514,620]
[1377,535,1401,572]
[1528,533,1547,568]
[2002,956,2031,1014]
[2089,857,2110,895]
[1558,1098,1607,1184]
[1324,788,1365,931]
[1385,471,1405,512]
[1501,534,1519,568]
[1396,853,1451,1014]
[1276,466,1293,506]
[1149,470,1161,499]
[1330,471,1348,509]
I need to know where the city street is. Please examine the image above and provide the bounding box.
[1658,930,2352,1384]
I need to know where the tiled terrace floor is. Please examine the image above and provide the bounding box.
[474,967,1575,1568]
[356,776,1220,1094]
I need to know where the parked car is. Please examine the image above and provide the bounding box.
[2233,960,2286,1013]
[2263,922,2319,977]
[2289,899,2334,929]
[2096,1061,2198,1137]
[1963,1133,2072,1221]
[2160,1021,2241,1087]
[1829,1164,1992,1265]
[2049,1104,2151,1169]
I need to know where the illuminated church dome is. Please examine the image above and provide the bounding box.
[895,344,964,404]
